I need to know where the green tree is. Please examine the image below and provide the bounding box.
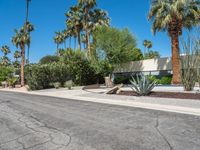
[93,27,137,65]
[13,50,21,68]
[148,0,200,84]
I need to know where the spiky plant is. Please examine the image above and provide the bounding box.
[130,74,156,96]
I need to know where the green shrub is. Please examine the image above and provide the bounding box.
[114,75,130,84]
[159,76,172,85]
[0,66,14,85]
[27,63,70,90]
[130,75,155,96]
[7,77,18,88]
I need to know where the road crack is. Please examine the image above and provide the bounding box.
[155,116,173,150]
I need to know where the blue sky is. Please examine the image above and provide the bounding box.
[0,0,186,62]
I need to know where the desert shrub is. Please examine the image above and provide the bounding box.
[27,63,70,90]
[130,74,156,96]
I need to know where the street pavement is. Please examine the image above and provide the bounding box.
[0,91,200,150]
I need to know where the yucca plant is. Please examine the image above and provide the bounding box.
[130,74,156,96]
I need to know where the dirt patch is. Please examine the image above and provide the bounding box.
[117,91,200,100]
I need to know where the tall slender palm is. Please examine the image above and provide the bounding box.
[78,0,96,53]
[25,0,32,64]
[147,41,152,53]
[149,0,200,84]
[14,50,21,61]
[12,28,31,86]
[13,50,21,68]
[62,29,69,49]
[1,45,11,66]
[143,40,148,55]
[66,6,84,50]
[54,32,64,55]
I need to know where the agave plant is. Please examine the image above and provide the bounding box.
[130,74,156,96]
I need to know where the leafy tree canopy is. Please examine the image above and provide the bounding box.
[93,26,138,65]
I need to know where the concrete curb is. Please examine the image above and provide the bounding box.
[1,89,200,116]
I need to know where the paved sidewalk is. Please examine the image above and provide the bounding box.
[1,87,200,116]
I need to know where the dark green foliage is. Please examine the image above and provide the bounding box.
[39,55,60,64]
[144,50,160,59]
[114,75,131,84]
[148,75,172,85]
[0,66,14,84]
[159,76,172,85]
[93,26,138,65]
[27,63,70,90]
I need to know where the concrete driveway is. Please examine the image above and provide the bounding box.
[0,91,200,150]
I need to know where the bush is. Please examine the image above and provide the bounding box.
[27,63,70,90]
[39,55,60,64]
[61,49,100,85]
[0,66,14,85]
[114,75,130,84]
[159,76,172,85]
[130,74,155,96]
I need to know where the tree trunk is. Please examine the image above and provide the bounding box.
[171,34,181,84]
[74,37,77,50]
[77,30,81,50]
[86,31,91,56]
[57,44,59,56]
[20,44,25,87]
[64,40,66,49]
[69,37,71,49]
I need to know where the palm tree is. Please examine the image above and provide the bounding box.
[78,0,96,53]
[149,0,200,84]
[14,50,21,61]
[66,6,84,50]
[143,40,148,55]
[147,41,152,53]
[12,28,30,86]
[54,31,64,55]
[1,45,11,66]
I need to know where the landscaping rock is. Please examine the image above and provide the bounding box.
[105,84,123,94]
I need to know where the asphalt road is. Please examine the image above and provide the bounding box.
[0,91,200,150]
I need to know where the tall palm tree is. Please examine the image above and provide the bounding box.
[25,0,32,64]
[12,28,31,86]
[14,50,21,61]
[143,40,148,55]
[1,45,11,66]
[66,6,84,50]
[54,31,64,55]
[147,41,152,53]
[149,0,200,84]
[78,0,96,53]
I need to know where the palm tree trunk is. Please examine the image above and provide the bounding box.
[64,40,66,49]
[57,44,59,56]
[171,33,181,84]
[69,37,71,49]
[74,37,77,50]
[86,31,91,56]
[77,30,81,50]
[20,44,25,86]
